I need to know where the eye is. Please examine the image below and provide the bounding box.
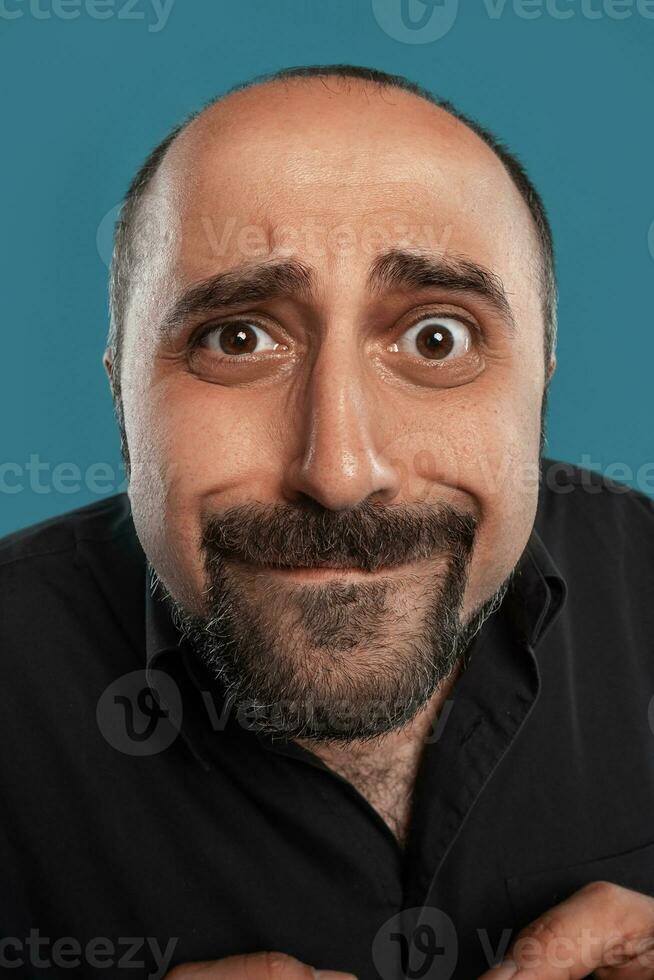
[198,320,285,356]
[389,315,473,361]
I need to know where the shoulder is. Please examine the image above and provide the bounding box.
[0,495,146,758]
[0,493,134,569]
[0,494,145,666]
[537,456,654,547]
[536,456,654,640]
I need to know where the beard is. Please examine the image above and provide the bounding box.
[155,497,515,743]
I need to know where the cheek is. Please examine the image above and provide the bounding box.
[396,371,544,609]
[454,376,544,609]
[125,376,272,611]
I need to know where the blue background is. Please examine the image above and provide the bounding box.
[2,0,653,536]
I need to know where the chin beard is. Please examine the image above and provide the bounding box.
[151,500,513,743]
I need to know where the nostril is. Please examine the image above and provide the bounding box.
[282,439,403,512]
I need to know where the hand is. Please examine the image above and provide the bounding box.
[165,951,356,980]
[478,881,654,978]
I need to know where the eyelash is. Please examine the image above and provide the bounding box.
[189,318,277,354]
[188,310,484,358]
[401,310,483,346]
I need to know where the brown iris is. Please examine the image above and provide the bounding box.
[218,323,258,355]
[415,324,455,360]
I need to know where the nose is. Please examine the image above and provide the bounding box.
[283,339,403,511]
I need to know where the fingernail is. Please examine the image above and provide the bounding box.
[488,962,520,979]
[313,972,358,980]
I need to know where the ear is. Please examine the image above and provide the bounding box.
[545,353,557,385]
[103,349,115,394]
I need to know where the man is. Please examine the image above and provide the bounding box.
[2,64,654,980]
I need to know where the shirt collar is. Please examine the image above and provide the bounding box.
[144,574,216,770]
[507,524,568,649]
[145,570,186,670]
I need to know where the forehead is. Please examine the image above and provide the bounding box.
[143,80,541,313]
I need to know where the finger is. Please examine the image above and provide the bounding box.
[477,881,654,979]
[594,933,654,980]
[165,951,356,980]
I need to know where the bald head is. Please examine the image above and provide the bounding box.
[106,65,556,464]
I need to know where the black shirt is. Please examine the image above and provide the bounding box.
[2,457,654,980]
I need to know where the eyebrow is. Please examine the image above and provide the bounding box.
[369,249,516,330]
[158,247,516,341]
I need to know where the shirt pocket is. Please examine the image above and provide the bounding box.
[506,839,654,926]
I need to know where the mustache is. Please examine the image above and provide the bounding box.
[201,499,478,573]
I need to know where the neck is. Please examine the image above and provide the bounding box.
[295,661,463,847]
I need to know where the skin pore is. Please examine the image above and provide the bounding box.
[104,76,556,847]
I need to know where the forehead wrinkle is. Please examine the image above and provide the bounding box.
[156,242,519,348]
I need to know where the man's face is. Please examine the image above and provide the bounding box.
[109,80,551,739]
